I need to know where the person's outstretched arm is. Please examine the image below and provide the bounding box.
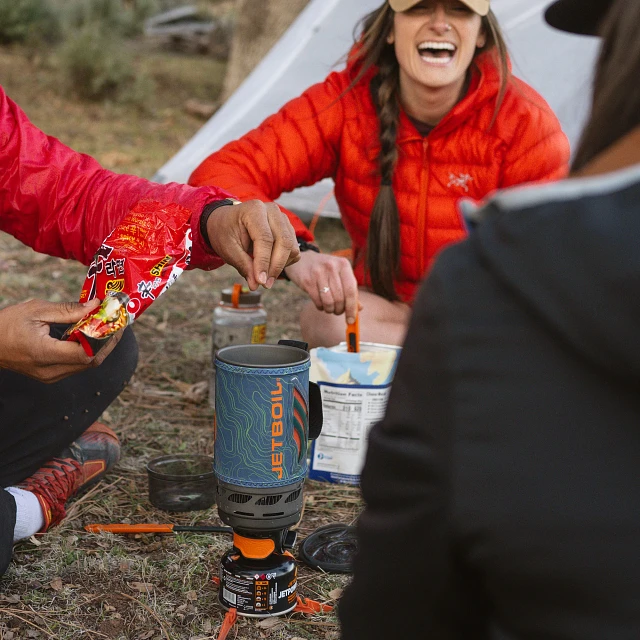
[0,84,299,283]
[339,269,465,639]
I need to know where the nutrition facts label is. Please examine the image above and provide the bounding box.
[311,383,391,476]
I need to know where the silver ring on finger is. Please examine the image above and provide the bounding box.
[321,286,331,294]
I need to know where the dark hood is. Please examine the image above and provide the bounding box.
[471,163,640,382]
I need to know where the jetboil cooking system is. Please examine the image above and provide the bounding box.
[213,340,323,617]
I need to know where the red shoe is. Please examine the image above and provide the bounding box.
[16,422,120,531]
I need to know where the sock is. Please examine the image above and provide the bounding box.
[6,487,45,542]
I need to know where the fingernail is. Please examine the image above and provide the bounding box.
[258,272,267,285]
[347,317,355,325]
[266,277,275,289]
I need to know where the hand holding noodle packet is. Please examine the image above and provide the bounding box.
[64,200,197,356]
[64,197,301,356]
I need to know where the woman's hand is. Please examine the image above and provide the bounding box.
[206,200,300,291]
[0,299,121,383]
[284,251,359,324]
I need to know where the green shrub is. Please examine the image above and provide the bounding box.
[59,26,153,104]
[62,0,159,39]
[0,0,61,46]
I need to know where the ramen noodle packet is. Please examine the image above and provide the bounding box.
[64,200,194,356]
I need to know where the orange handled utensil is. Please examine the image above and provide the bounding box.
[85,523,232,534]
[346,312,360,353]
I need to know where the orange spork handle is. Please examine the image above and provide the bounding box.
[346,313,360,353]
[85,523,175,534]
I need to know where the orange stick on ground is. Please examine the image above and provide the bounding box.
[85,523,232,534]
[85,523,175,534]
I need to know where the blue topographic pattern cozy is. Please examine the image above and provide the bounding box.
[214,360,310,488]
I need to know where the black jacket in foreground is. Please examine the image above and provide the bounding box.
[339,144,640,639]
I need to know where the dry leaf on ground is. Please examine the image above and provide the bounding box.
[257,617,286,630]
[129,582,155,592]
[49,577,63,591]
[0,594,20,603]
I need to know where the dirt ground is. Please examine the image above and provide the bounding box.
[0,43,358,640]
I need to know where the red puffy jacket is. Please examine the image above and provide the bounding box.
[190,53,570,303]
[0,85,231,271]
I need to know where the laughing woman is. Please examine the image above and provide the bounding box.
[190,0,570,347]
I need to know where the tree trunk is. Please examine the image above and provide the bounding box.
[222,0,310,100]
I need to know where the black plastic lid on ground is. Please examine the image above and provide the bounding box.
[299,524,357,574]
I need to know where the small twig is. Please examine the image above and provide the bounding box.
[117,412,153,431]
[116,591,171,640]
[74,476,124,507]
[136,388,182,398]
[290,618,339,627]
[136,344,164,371]
[26,603,55,637]
[115,394,131,407]
[160,372,192,393]
[65,477,124,521]
[1,606,110,638]
[122,403,170,410]
[0,609,55,638]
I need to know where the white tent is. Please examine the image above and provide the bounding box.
[154,0,600,219]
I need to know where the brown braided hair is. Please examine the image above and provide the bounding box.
[348,2,510,301]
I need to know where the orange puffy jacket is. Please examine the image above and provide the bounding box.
[190,52,570,303]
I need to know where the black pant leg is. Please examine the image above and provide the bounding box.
[0,489,16,577]
[0,326,138,488]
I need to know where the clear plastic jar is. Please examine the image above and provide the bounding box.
[209,284,267,407]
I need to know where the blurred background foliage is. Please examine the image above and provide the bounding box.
[0,0,311,105]
[58,25,150,102]
[63,0,159,38]
[0,0,159,47]
[0,0,62,47]
[0,0,234,104]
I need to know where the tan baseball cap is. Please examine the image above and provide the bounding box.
[388,0,490,16]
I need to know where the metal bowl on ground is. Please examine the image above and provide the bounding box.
[146,453,216,512]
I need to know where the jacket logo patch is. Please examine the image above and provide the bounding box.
[447,173,473,192]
